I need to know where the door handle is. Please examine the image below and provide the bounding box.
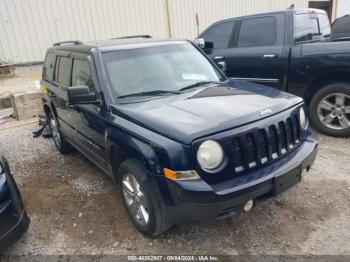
[263,54,278,59]
[67,103,76,109]
[214,56,224,60]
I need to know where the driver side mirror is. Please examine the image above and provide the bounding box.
[67,86,97,104]
[193,38,214,49]
[193,38,205,48]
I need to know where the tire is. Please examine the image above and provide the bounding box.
[118,158,174,236]
[309,82,350,137]
[47,113,73,154]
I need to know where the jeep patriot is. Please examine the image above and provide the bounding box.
[41,38,318,236]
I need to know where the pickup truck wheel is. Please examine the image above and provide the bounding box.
[118,159,174,236]
[310,83,350,137]
[48,114,73,154]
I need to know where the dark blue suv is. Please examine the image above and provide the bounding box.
[0,156,30,250]
[41,38,318,236]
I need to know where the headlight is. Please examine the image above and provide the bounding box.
[299,107,307,130]
[197,140,224,171]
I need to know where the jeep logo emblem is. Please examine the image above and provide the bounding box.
[260,109,272,116]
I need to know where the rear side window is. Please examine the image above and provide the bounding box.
[56,57,72,86]
[202,21,236,48]
[72,59,95,92]
[294,13,331,43]
[43,53,56,81]
[238,17,277,47]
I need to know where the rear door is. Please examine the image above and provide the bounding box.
[48,53,75,140]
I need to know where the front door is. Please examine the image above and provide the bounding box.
[201,14,286,88]
[51,53,108,169]
[68,55,108,168]
[227,14,286,88]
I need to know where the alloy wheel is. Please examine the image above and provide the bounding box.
[317,93,350,130]
[50,118,61,147]
[122,173,150,226]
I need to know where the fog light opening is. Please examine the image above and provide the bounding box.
[243,199,254,212]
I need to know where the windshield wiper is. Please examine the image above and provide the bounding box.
[117,90,181,99]
[179,81,222,91]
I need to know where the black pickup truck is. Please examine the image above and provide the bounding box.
[195,8,350,137]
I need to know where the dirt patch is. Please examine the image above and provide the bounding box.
[0,119,349,255]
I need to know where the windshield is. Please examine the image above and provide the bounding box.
[102,43,225,99]
[294,13,331,43]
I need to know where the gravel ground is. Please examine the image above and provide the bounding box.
[0,118,349,256]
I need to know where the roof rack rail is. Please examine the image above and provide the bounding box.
[111,35,152,40]
[53,40,83,46]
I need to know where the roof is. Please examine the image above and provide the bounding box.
[294,8,328,15]
[48,38,189,53]
[208,8,327,23]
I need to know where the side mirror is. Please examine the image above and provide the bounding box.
[216,61,227,73]
[67,86,97,104]
[213,56,227,74]
[205,41,214,49]
[193,38,205,48]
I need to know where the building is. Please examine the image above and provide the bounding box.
[0,0,349,64]
[309,0,350,21]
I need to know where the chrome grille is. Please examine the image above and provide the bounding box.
[232,115,301,173]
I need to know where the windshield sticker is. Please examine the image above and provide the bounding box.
[182,73,208,81]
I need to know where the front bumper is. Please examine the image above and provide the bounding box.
[0,157,30,252]
[165,133,318,224]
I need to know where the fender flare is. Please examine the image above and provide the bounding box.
[43,101,62,126]
[105,129,173,203]
[105,128,165,181]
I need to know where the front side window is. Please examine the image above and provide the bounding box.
[72,59,95,92]
[102,43,225,99]
[238,17,277,47]
[202,21,236,49]
[56,57,72,87]
[294,13,331,43]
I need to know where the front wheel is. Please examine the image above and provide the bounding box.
[309,83,350,137]
[118,159,174,236]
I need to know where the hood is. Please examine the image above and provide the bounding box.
[111,81,303,144]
